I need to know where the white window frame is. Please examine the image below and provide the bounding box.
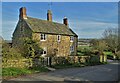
[40,34,46,41]
[57,35,61,42]
[41,47,47,57]
[70,36,74,42]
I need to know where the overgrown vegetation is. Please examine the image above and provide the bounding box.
[16,37,43,58]
[2,67,49,78]
[2,37,47,78]
[2,41,23,59]
[103,28,119,59]
[80,27,120,60]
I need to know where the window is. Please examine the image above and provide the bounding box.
[70,36,74,42]
[42,50,47,55]
[57,35,61,42]
[41,47,47,57]
[41,34,46,41]
[70,45,74,52]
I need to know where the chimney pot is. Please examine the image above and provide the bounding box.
[47,10,52,22]
[63,17,68,26]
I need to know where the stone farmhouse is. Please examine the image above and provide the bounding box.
[12,7,78,57]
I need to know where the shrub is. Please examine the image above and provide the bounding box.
[89,55,100,65]
[2,42,23,59]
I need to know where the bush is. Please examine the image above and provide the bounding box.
[89,55,100,65]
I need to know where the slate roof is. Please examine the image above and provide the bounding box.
[24,17,77,37]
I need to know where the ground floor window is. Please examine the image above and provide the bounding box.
[42,50,47,55]
[41,47,47,56]
[70,45,74,52]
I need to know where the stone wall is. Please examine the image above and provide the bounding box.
[32,33,77,57]
[12,19,32,47]
[51,56,90,65]
[2,56,91,68]
[2,59,30,68]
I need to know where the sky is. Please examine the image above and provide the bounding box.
[2,2,118,40]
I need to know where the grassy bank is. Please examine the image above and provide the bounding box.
[2,67,49,79]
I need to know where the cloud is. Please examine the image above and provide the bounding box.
[2,20,17,40]
[69,20,118,38]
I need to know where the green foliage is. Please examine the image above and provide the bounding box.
[103,28,119,58]
[77,46,92,56]
[89,55,100,65]
[2,67,31,76]
[103,51,113,56]
[2,42,23,59]
[29,66,49,72]
[103,51,114,59]
[52,63,82,69]
[17,37,43,58]
[2,67,49,77]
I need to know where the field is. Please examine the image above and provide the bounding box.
[77,45,114,59]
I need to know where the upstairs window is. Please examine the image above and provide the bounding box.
[70,36,74,42]
[41,34,46,41]
[57,35,61,42]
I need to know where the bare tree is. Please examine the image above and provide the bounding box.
[103,27,119,59]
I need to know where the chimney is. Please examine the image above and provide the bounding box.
[47,10,52,22]
[19,7,27,19]
[63,17,68,26]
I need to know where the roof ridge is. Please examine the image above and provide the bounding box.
[24,16,77,36]
[26,16,66,26]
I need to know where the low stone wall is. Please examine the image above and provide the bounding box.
[2,55,106,68]
[2,57,50,68]
[2,59,30,68]
[51,56,91,65]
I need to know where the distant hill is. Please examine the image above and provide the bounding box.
[78,38,96,46]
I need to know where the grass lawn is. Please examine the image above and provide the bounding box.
[103,51,113,56]
[2,67,49,79]
[103,51,114,59]
[77,46,93,56]
[78,46,92,50]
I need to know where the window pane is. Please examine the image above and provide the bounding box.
[41,34,43,40]
[70,36,74,41]
[44,51,46,54]
[57,35,60,41]
[41,34,46,40]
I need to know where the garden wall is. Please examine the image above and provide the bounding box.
[2,59,30,68]
[2,55,106,68]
